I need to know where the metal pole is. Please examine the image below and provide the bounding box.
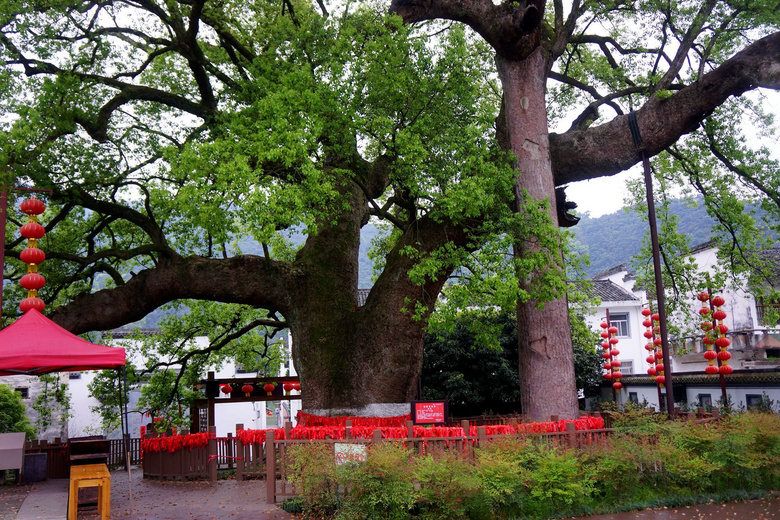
[641,153,676,418]
[629,111,675,418]
[0,188,7,328]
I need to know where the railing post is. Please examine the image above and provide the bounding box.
[208,426,218,483]
[477,426,486,448]
[236,424,245,481]
[406,420,414,452]
[266,430,276,504]
[373,429,383,443]
[345,420,352,440]
[565,421,577,449]
[227,432,234,470]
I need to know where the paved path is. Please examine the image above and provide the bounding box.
[1,469,295,520]
[576,496,780,520]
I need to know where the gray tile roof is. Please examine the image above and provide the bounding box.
[591,280,639,302]
[357,288,370,307]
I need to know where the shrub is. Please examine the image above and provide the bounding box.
[336,442,417,520]
[286,442,342,518]
[412,451,485,520]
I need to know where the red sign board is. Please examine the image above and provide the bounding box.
[411,400,448,425]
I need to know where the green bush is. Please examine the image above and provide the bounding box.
[336,442,417,520]
[286,412,780,520]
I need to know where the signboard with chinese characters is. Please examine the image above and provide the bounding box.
[411,400,448,426]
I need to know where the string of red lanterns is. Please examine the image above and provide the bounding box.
[18,198,47,313]
[698,292,732,375]
[600,320,623,390]
[643,308,665,387]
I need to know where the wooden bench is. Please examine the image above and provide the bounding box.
[68,463,110,520]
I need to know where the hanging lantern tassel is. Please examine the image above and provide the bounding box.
[19,198,47,313]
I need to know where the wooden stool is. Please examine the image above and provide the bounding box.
[68,463,111,520]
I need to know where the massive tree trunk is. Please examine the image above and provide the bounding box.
[497,49,579,420]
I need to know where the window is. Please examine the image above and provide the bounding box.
[69,372,82,379]
[698,394,712,409]
[619,360,634,375]
[746,394,764,410]
[15,387,29,399]
[609,312,630,337]
[628,392,638,403]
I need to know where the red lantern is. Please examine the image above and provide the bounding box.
[718,324,729,334]
[20,273,46,291]
[653,338,662,346]
[642,319,652,328]
[646,355,655,364]
[601,341,610,349]
[647,367,657,376]
[604,362,612,370]
[655,350,663,359]
[608,326,618,334]
[717,351,732,361]
[711,295,726,307]
[221,384,233,395]
[283,382,294,395]
[242,384,254,397]
[715,337,731,348]
[600,331,609,338]
[702,336,715,345]
[610,348,620,357]
[698,307,710,316]
[600,322,609,328]
[612,382,623,389]
[263,383,275,396]
[20,198,46,215]
[19,297,45,313]
[20,247,46,265]
[655,363,664,373]
[611,360,622,367]
[609,337,619,344]
[602,351,611,359]
[20,222,45,239]
[703,350,717,361]
[700,321,713,331]
[604,372,613,380]
[713,310,727,321]
[641,308,652,316]
[651,313,660,321]
[612,371,623,379]
[719,365,734,375]
[292,382,300,391]
[643,330,654,339]
[697,292,710,302]
[655,375,666,384]
[705,365,719,375]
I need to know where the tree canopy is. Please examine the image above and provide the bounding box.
[1,0,779,419]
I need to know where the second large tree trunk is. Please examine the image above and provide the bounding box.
[497,49,579,421]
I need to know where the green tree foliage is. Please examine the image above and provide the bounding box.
[0,384,35,439]
[30,374,71,438]
[422,309,602,416]
[2,0,779,418]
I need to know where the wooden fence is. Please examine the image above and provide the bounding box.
[23,437,142,478]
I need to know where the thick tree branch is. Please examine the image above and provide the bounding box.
[389,0,545,59]
[49,255,295,334]
[550,31,780,186]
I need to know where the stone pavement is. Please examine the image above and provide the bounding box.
[1,468,295,520]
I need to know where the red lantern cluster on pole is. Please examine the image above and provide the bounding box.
[18,198,47,313]
[642,307,665,386]
[600,321,622,389]
[699,292,732,375]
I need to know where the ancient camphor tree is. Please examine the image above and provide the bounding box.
[2,0,779,420]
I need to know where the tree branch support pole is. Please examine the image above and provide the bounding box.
[629,112,675,418]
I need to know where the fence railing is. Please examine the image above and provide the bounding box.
[23,437,142,478]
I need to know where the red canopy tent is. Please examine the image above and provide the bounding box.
[0,308,125,376]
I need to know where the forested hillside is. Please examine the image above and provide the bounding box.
[571,198,775,276]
